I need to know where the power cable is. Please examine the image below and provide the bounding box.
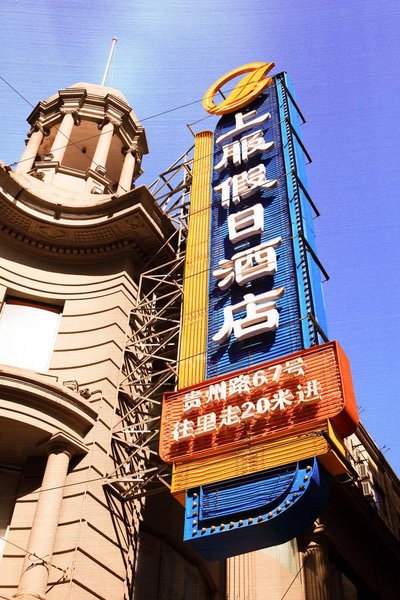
[0,536,68,576]
[0,71,296,128]
[4,114,275,173]
[140,96,212,123]
[0,71,310,207]
[280,552,310,599]
[0,474,107,502]
[0,75,35,108]
[4,112,292,200]
[123,313,316,382]
[152,153,317,224]
[0,462,172,503]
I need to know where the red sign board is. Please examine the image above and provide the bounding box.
[160,341,358,463]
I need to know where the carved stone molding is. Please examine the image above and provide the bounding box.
[0,168,176,262]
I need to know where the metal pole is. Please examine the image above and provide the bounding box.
[101,37,118,86]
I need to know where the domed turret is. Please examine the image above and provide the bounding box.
[14,82,147,199]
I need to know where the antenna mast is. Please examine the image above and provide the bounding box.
[101,37,118,86]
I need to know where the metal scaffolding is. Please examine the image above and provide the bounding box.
[106,147,193,502]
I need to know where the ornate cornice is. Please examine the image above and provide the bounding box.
[0,166,176,261]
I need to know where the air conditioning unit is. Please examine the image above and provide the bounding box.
[360,480,375,499]
[357,461,370,480]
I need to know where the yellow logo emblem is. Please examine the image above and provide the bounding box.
[202,62,275,116]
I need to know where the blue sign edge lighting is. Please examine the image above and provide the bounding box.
[276,73,328,344]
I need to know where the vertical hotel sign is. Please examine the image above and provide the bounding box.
[162,62,358,560]
[178,61,328,385]
[207,62,297,378]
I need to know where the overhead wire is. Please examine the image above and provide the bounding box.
[3,114,279,177]
[0,73,327,366]
[122,313,316,383]
[0,75,35,108]
[0,474,108,502]
[156,154,314,216]
[0,70,286,124]
[0,71,303,191]
[0,72,327,434]
[0,536,68,576]
[280,552,310,600]
[3,113,300,203]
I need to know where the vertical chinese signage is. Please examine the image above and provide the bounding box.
[208,82,299,377]
[206,66,327,378]
[160,62,358,560]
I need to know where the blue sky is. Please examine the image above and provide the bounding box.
[1,0,399,474]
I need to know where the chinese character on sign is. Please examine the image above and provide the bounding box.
[214,164,278,209]
[213,236,282,290]
[172,419,195,441]
[183,390,203,413]
[205,381,227,403]
[220,405,242,427]
[195,413,217,436]
[227,203,264,243]
[213,287,285,344]
[297,379,322,403]
[285,357,305,378]
[270,389,294,411]
[214,130,275,172]
[252,369,268,387]
[228,374,251,397]
[216,110,271,145]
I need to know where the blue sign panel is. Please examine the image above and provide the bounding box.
[184,457,330,561]
[206,75,327,379]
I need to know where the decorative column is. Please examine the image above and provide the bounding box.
[301,521,342,600]
[50,111,76,164]
[117,143,140,195]
[90,120,114,172]
[84,119,115,193]
[226,553,256,600]
[15,125,45,174]
[13,444,71,600]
